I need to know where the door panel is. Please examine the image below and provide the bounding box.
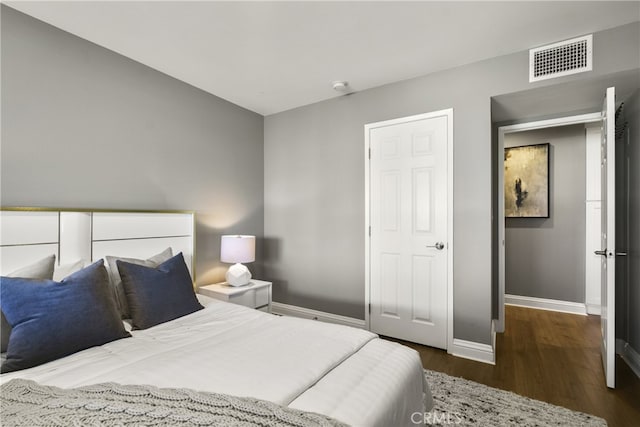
[368,113,449,349]
[413,168,433,232]
[380,253,400,318]
[411,255,434,324]
[599,86,616,389]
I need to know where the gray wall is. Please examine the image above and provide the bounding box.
[264,22,640,345]
[504,125,586,302]
[0,6,265,285]
[626,89,640,356]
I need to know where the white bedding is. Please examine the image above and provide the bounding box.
[1,295,429,426]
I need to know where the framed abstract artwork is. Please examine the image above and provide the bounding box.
[504,143,550,218]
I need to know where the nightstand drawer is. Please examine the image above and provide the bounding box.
[230,286,269,309]
[231,289,257,308]
[255,286,269,308]
[198,280,272,312]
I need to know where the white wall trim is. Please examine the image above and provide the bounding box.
[585,123,602,318]
[617,339,640,379]
[447,109,455,353]
[498,113,602,134]
[450,338,496,365]
[505,294,587,315]
[271,302,366,329]
[586,303,602,315]
[364,120,371,331]
[496,112,602,333]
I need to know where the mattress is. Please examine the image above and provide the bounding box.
[1,295,429,426]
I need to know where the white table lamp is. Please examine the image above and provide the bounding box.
[221,235,255,286]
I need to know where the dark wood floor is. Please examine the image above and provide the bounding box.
[387,305,640,427]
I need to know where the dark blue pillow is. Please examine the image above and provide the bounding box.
[118,252,203,330]
[0,260,131,373]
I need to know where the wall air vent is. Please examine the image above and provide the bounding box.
[529,34,592,82]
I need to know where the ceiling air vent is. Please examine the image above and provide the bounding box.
[529,34,592,82]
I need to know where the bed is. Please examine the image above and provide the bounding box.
[0,208,431,426]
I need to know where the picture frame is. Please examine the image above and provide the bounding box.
[504,143,550,218]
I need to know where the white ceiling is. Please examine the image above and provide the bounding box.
[5,1,640,116]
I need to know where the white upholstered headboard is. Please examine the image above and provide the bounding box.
[0,208,195,280]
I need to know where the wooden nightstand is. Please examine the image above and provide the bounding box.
[198,280,272,313]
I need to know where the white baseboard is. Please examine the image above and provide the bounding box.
[505,294,586,315]
[586,303,601,315]
[273,302,498,365]
[617,339,640,379]
[271,302,366,329]
[450,338,496,365]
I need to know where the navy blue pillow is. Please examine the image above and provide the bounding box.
[0,260,131,373]
[118,252,203,330]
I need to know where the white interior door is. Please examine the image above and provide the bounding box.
[598,86,616,389]
[366,111,451,349]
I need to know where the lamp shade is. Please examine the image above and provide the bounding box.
[220,235,255,264]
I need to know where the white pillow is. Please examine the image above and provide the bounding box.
[53,259,86,282]
[6,254,56,280]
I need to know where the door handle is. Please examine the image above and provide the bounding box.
[426,242,445,250]
[595,250,628,257]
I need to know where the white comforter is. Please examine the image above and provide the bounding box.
[2,296,428,426]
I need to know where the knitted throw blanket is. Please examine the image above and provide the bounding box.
[0,379,348,426]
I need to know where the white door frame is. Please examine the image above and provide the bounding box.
[496,112,601,332]
[364,109,454,351]
[585,123,604,315]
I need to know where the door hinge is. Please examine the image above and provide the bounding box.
[368,226,371,237]
[368,304,371,314]
[368,148,371,159]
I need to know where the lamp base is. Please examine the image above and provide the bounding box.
[225,263,252,287]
